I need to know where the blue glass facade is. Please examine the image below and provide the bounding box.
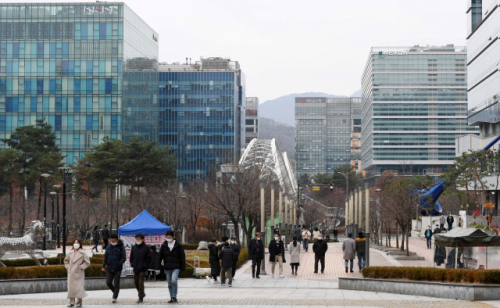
[157,60,245,182]
[0,3,159,165]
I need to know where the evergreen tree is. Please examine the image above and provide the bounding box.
[0,148,21,232]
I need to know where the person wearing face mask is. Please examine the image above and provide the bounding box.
[248,232,264,278]
[129,233,151,304]
[424,225,433,249]
[268,233,286,278]
[289,236,301,275]
[101,234,126,303]
[157,230,186,303]
[313,235,328,274]
[64,239,90,308]
[230,237,240,279]
[219,242,235,287]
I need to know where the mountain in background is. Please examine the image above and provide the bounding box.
[259,91,360,127]
[258,117,295,159]
[350,89,361,97]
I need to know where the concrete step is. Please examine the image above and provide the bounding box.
[395,256,425,260]
[387,251,417,256]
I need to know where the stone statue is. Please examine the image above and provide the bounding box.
[0,220,46,267]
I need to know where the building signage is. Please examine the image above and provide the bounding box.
[379,48,430,58]
[83,5,116,15]
[300,98,323,103]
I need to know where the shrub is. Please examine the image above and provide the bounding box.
[1,255,104,267]
[362,267,500,284]
[182,244,198,250]
[0,264,105,280]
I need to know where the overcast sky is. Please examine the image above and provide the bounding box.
[14,0,467,102]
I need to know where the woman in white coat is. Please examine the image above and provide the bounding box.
[64,239,91,307]
[288,236,301,275]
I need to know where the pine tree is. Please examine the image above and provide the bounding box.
[0,148,21,233]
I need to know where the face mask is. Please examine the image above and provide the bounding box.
[256,237,260,240]
[318,238,323,241]
[73,243,80,249]
[167,238,173,243]
[275,237,279,241]
[136,241,142,245]
[231,241,235,244]
[111,242,117,246]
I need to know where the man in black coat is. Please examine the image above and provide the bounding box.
[312,234,328,274]
[273,224,280,235]
[219,242,234,287]
[268,233,286,278]
[129,233,151,304]
[102,224,110,249]
[248,231,264,278]
[207,239,220,283]
[333,229,339,241]
[102,234,126,303]
[230,236,240,279]
[157,230,186,303]
[447,214,454,231]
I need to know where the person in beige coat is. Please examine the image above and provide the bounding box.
[64,239,91,307]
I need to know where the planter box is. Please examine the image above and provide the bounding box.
[0,276,135,295]
[339,277,500,301]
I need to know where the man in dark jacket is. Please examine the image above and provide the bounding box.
[248,232,264,278]
[157,230,186,303]
[294,226,303,242]
[447,214,454,231]
[102,234,126,303]
[424,225,433,249]
[206,239,220,283]
[102,224,110,249]
[219,242,234,287]
[230,236,240,279]
[355,232,366,272]
[313,234,328,273]
[130,233,151,304]
[269,233,286,278]
[273,224,280,235]
[433,224,441,235]
[333,229,339,241]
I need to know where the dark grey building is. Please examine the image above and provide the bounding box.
[295,97,361,181]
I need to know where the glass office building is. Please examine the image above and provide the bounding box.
[245,97,258,146]
[157,57,246,182]
[361,45,477,183]
[295,97,362,180]
[0,3,159,165]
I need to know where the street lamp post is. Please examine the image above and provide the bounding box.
[50,192,56,242]
[375,189,381,245]
[40,173,51,250]
[259,183,266,275]
[337,171,349,236]
[54,184,61,248]
[58,167,71,255]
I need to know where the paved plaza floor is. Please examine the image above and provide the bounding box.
[2,241,500,307]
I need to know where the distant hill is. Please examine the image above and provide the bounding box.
[350,89,361,97]
[258,117,295,159]
[259,92,361,127]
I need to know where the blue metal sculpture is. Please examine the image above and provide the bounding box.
[419,134,500,216]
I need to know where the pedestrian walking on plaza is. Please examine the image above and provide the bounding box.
[439,214,446,231]
[447,214,454,231]
[302,227,311,252]
[313,234,328,273]
[333,228,339,241]
[273,224,280,235]
[342,233,356,273]
[458,216,462,227]
[313,227,320,241]
[325,228,330,241]
[295,225,303,243]
[91,226,100,253]
[230,236,240,279]
[269,233,286,278]
[488,214,493,227]
[101,234,126,303]
[207,239,220,283]
[424,225,433,249]
[289,236,301,275]
[219,242,234,287]
[248,232,264,278]
[130,233,151,304]
[433,224,441,234]
[102,224,110,250]
[64,239,91,307]
[355,232,366,273]
[158,230,186,303]
[85,231,91,245]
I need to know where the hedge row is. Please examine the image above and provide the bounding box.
[182,244,199,250]
[1,256,104,267]
[362,267,500,284]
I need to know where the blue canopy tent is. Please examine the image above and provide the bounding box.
[118,209,172,235]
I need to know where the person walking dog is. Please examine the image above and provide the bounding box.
[64,239,91,307]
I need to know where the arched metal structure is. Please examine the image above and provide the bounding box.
[239,138,297,196]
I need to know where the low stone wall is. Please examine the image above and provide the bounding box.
[0,277,135,295]
[339,277,500,301]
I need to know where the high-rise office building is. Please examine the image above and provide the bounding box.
[0,3,159,165]
[295,97,361,181]
[361,45,477,184]
[245,97,258,147]
[157,57,246,182]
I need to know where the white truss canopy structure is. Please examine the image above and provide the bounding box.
[239,138,297,196]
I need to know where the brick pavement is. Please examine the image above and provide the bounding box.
[244,243,393,279]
